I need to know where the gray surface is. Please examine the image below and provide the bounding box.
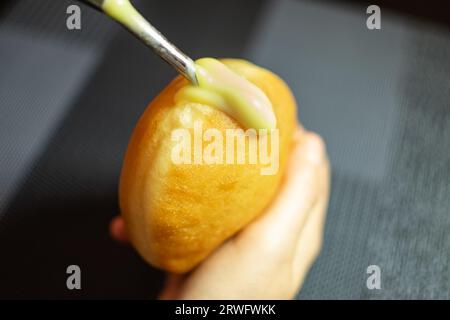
[364,27,450,299]
[0,0,115,214]
[249,0,405,182]
[0,28,98,214]
[249,0,450,299]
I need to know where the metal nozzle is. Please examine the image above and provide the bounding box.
[135,26,198,86]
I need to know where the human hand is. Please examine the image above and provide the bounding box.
[110,129,330,299]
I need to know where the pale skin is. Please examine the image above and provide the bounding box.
[110,128,330,299]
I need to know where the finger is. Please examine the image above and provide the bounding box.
[109,216,129,243]
[158,274,185,300]
[294,124,305,139]
[291,159,330,289]
[244,132,326,246]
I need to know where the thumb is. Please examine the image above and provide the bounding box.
[240,131,326,248]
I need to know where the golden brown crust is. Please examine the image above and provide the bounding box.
[119,59,297,273]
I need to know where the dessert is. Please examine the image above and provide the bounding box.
[119,58,297,273]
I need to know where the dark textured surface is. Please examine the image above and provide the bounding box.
[0,27,100,214]
[248,0,450,299]
[363,27,450,299]
[0,0,449,299]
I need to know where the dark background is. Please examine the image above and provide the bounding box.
[0,0,449,299]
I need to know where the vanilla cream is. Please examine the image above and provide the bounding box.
[176,58,276,130]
